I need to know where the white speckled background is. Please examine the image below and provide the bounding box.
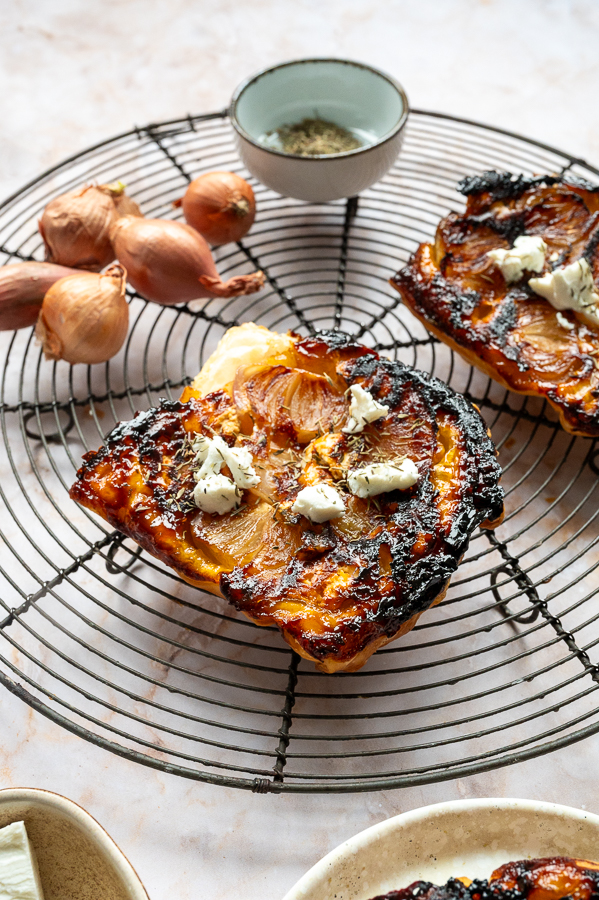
[2,2,599,899]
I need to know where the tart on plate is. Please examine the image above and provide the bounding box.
[368,856,599,900]
[70,324,504,673]
[391,171,599,437]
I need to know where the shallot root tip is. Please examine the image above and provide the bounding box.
[229,197,251,217]
[104,261,127,282]
[197,270,265,298]
[103,180,126,196]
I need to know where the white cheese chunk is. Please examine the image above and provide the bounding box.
[0,821,45,900]
[555,311,575,331]
[291,483,345,523]
[193,472,240,515]
[342,385,389,434]
[220,444,261,489]
[192,434,226,480]
[191,433,259,515]
[192,434,259,488]
[529,257,599,326]
[348,459,419,499]
[487,235,547,283]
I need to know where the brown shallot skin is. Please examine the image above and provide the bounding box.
[110,215,264,305]
[35,263,129,365]
[39,183,142,272]
[0,261,82,330]
[176,171,256,245]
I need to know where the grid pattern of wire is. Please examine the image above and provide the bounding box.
[1,109,599,794]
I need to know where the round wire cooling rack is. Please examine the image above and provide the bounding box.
[1,108,599,795]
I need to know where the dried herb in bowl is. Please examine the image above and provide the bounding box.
[272,117,363,156]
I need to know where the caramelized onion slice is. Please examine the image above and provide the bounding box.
[191,499,303,574]
[514,310,586,381]
[233,364,347,442]
[191,499,271,567]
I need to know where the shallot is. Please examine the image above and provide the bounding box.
[110,216,264,305]
[175,171,256,245]
[39,182,142,271]
[35,263,129,365]
[0,261,82,331]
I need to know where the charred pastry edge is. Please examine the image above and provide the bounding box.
[232,562,456,675]
[70,329,504,673]
[390,173,599,438]
[341,341,505,532]
[457,170,599,203]
[220,331,504,667]
[390,272,599,438]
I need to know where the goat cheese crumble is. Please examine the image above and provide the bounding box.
[529,257,599,327]
[291,483,345,523]
[191,433,259,515]
[555,311,575,331]
[193,473,240,516]
[0,821,45,900]
[347,459,419,499]
[343,384,389,434]
[487,235,547,283]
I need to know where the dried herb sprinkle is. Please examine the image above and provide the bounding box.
[273,117,362,156]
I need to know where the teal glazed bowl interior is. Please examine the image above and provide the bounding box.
[230,58,409,202]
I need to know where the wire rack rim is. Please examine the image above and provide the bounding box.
[2,107,599,794]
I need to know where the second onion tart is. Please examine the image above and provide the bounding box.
[391,171,599,437]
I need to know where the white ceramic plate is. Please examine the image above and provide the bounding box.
[282,798,599,900]
[0,788,149,900]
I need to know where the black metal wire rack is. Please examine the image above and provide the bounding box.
[1,108,599,794]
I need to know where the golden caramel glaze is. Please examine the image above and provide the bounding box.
[490,857,599,900]
[70,330,503,673]
[366,856,599,900]
[390,172,599,437]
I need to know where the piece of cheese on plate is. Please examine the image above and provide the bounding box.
[0,821,45,900]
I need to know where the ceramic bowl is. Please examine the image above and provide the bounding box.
[282,797,599,900]
[0,788,148,900]
[229,58,409,202]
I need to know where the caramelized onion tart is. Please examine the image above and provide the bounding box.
[367,856,599,900]
[70,325,504,673]
[391,172,599,437]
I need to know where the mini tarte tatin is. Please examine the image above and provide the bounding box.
[391,171,599,437]
[70,324,504,672]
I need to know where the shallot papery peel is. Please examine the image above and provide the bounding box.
[110,216,264,305]
[36,263,129,365]
[0,261,82,331]
[39,184,143,272]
